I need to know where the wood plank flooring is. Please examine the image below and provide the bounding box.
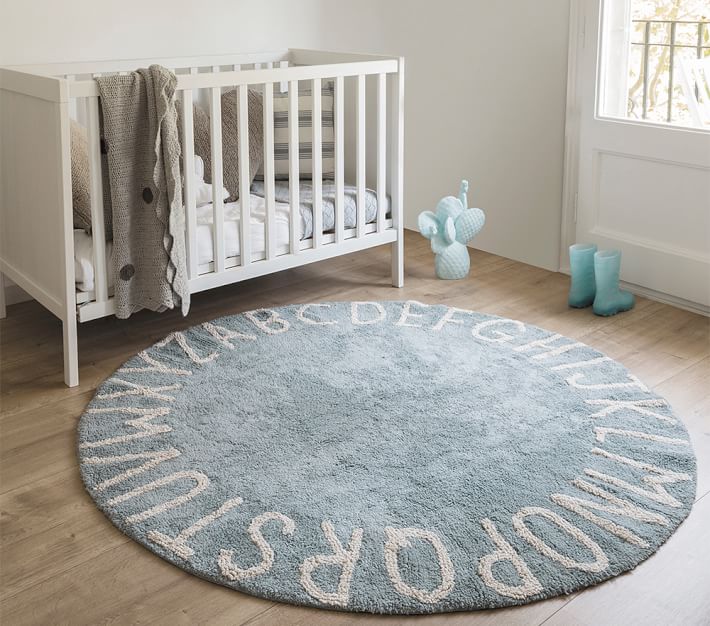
[1,231,709,625]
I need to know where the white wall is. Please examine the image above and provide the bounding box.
[1,0,570,292]
[0,0,325,66]
[317,0,571,271]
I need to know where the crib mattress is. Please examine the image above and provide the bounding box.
[74,183,387,293]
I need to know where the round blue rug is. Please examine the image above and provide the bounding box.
[78,301,696,614]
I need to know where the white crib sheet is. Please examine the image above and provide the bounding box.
[74,185,386,293]
[74,195,299,293]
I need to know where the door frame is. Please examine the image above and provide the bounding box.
[560,0,710,316]
[560,0,584,276]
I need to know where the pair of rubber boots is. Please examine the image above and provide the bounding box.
[568,244,634,316]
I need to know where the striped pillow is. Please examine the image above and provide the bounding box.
[261,81,334,180]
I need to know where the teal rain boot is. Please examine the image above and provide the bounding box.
[568,243,597,308]
[593,250,635,316]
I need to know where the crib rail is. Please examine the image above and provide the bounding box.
[65,59,399,98]
[6,51,291,81]
[2,50,404,324]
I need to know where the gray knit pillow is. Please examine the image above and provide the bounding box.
[193,89,264,202]
[70,120,92,232]
[257,80,335,180]
[70,119,113,239]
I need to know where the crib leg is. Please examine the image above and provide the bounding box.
[63,314,79,387]
[0,271,6,319]
[391,238,404,288]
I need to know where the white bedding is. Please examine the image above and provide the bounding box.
[74,154,387,293]
[74,195,300,292]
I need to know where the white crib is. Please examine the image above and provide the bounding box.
[0,50,405,387]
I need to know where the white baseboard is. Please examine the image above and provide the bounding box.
[558,266,709,317]
[617,282,710,317]
[4,282,32,306]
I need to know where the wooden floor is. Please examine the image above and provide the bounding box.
[1,231,709,626]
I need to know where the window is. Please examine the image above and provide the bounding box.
[598,0,709,129]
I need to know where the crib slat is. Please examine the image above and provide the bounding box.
[288,80,300,255]
[356,74,366,238]
[210,86,225,273]
[237,84,251,266]
[312,78,323,249]
[181,89,198,279]
[72,76,88,126]
[263,81,276,259]
[278,61,288,93]
[86,96,108,303]
[391,59,405,288]
[334,76,345,244]
[65,75,78,120]
[376,73,387,233]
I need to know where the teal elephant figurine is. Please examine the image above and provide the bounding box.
[418,181,486,280]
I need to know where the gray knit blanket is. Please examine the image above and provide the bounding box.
[96,66,189,319]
